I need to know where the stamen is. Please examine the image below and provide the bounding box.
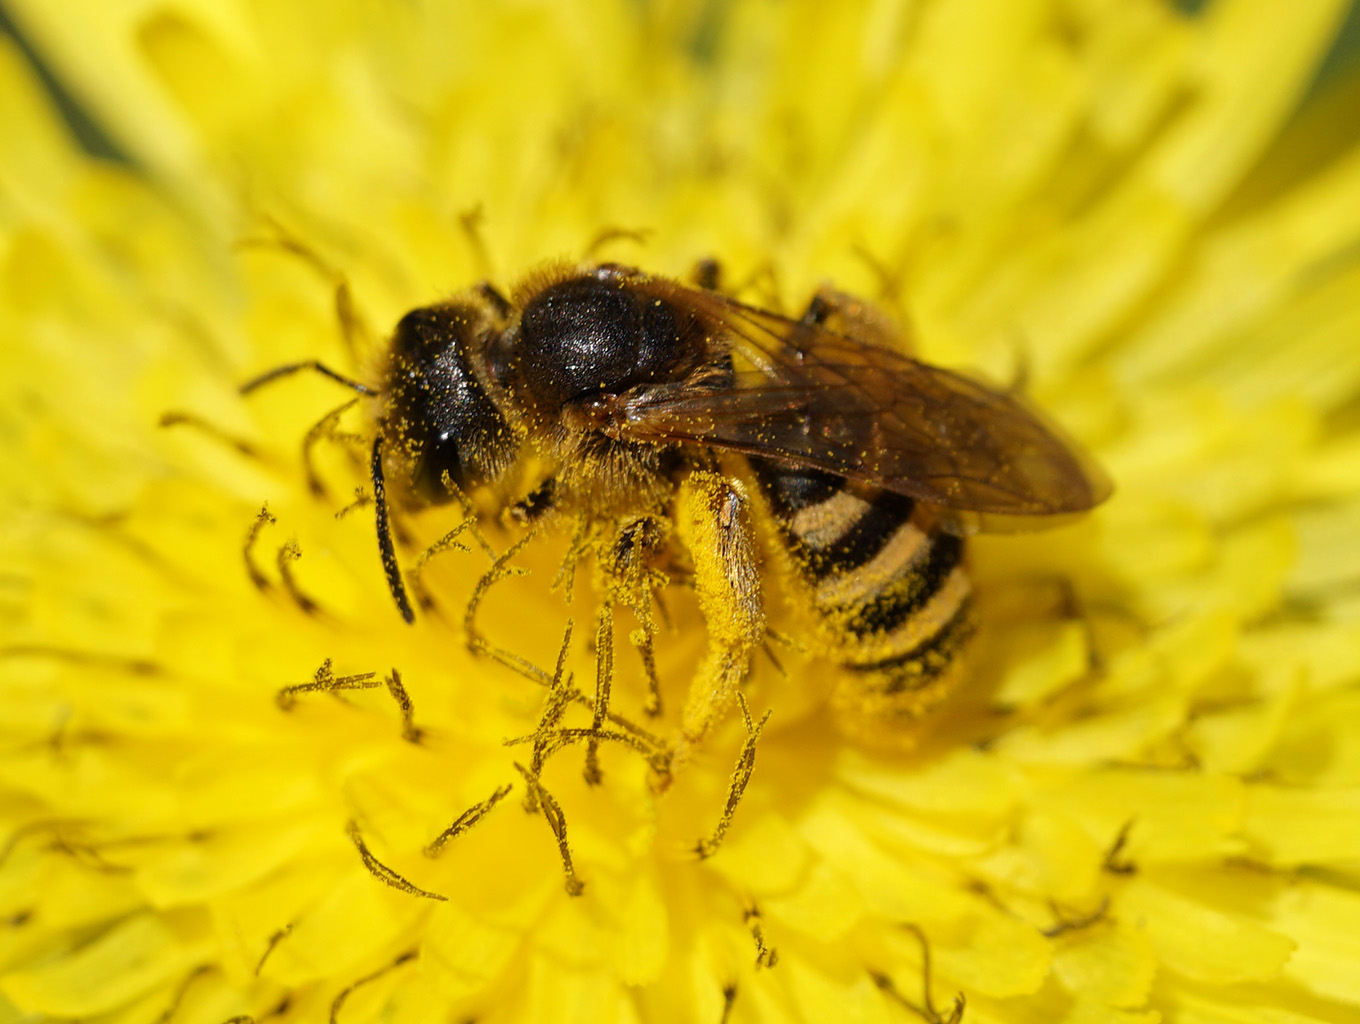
[158,411,262,459]
[695,693,772,859]
[155,964,211,1024]
[515,727,664,769]
[1103,819,1137,875]
[243,505,277,590]
[345,821,446,901]
[329,950,417,1024]
[276,539,320,615]
[719,984,737,1024]
[334,487,372,520]
[275,659,380,710]
[424,783,514,857]
[871,924,966,1024]
[1042,895,1111,937]
[550,517,590,602]
[384,669,422,743]
[409,522,472,611]
[525,623,582,799]
[513,763,584,896]
[301,398,360,499]
[255,923,293,976]
[631,625,663,717]
[0,645,159,676]
[584,606,614,785]
[238,214,371,361]
[438,471,496,559]
[464,533,552,685]
[744,904,779,969]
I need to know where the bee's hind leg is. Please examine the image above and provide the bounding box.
[671,470,765,772]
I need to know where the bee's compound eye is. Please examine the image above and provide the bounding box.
[384,304,514,501]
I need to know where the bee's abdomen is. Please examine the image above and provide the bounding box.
[753,460,975,742]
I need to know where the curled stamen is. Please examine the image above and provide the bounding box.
[243,505,277,590]
[301,398,360,499]
[871,924,966,1024]
[238,214,373,361]
[464,532,552,685]
[276,539,320,615]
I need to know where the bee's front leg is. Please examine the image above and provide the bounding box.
[672,470,765,770]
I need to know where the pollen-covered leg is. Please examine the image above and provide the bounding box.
[674,471,765,761]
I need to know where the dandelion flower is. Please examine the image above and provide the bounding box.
[3,2,1360,1022]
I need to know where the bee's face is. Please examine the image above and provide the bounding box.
[381,302,516,503]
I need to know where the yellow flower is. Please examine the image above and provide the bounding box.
[3,1,1360,1021]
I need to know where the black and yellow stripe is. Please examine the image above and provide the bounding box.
[752,459,975,744]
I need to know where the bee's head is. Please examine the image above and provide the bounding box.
[381,302,516,503]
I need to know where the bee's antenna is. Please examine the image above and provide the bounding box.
[371,436,415,624]
[240,360,376,397]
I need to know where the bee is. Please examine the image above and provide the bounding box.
[245,262,1110,752]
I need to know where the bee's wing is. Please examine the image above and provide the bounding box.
[613,287,1111,527]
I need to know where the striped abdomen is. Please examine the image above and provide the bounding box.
[752,459,975,745]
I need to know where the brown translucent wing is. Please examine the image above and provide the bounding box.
[613,283,1111,527]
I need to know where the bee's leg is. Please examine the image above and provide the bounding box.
[691,257,723,292]
[798,286,910,353]
[509,477,557,524]
[673,470,765,766]
[239,360,375,397]
[799,291,834,326]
